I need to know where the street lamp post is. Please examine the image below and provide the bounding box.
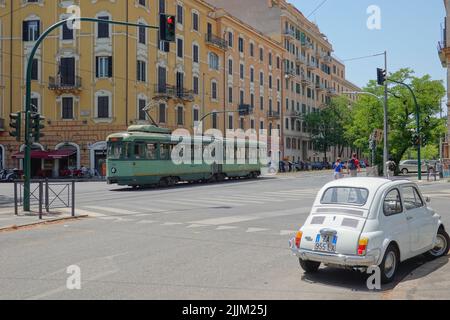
[22,18,159,211]
[343,91,388,177]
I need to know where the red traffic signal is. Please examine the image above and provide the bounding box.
[160,14,176,42]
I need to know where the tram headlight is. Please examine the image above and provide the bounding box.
[111,167,117,174]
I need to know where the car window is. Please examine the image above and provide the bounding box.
[321,187,369,206]
[402,186,424,210]
[383,189,403,216]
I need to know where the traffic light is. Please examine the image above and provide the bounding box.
[421,134,428,147]
[30,112,45,142]
[377,68,386,85]
[9,112,22,141]
[160,14,176,42]
[411,132,420,147]
[238,104,253,116]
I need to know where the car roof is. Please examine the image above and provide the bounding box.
[322,177,412,192]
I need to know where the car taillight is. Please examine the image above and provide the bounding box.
[358,237,369,255]
[295,231,303,248]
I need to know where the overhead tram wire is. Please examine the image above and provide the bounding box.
[342,53,385,62]
[307,0,329,19]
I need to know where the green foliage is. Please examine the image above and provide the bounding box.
[344,68,445,167]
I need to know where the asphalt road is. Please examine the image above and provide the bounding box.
[0,171,449,299]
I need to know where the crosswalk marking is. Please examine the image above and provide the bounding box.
[280,230,298,236]
[161,222,184,226]
[210,196,262,204]
[196,198,245,207]
[60,208,106,217]
[84,206,139,215]
[156,199,214,208]
[137,220,156,224]
[216,226,238,230]
[190,215,260,226]
[246,227,269,233]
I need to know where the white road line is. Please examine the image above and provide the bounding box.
[215,226,238,230]
[190,215,259,225]
[227,195,285,203]
[186,224,210,228]
[60,208,106,217]
[156,199,214,208]
[137,220,156,224]
[84,206,139,215]
[211,196,262,204]
[246,227,269,233]
[161,222,184,226]
[196,198,245,207]
[280,230,298,236]
[177,198,241,207]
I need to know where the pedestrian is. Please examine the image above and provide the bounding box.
[347,153,360,177]
[332,158,344,180]
[386,157,396,178]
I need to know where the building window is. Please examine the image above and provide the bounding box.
[138,98,147,121]
[259,47,264,61]
[269,52,272,66]
[209,52,219,70]
[239,64,244,80]
[159,103,166,123]
[250,67,254,83]
[193,108,199,124]
[62,97,74,119]
[23,20,40,41]
[97,96,110,118]
[138,23,146,44]
[96,56,113,78]
[193,75,199,95]
[211,81,218,100]
[260,96,264,110]
[259,72,264,86]
[159,0,165,13]
[239,90,244,105]
[250,43,254,57]
[177,5,183,25]
[228,87,233,103]
[62,21,74,40]
[177,38,184,58]
[176,106,184,125]
[228,59,233,75]
[238,37,244,53]
[31,59,39,80]
[97,16,110,38]
[228,114,233,129]
[228,31,233,47]
[192,12,199,31]
[212,113,218,129]
[193,44,199,63]
[137,60,146,82]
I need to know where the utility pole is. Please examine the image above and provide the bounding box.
[383,51,389,177]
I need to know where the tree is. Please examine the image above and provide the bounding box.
[345,68,445,169]
[304,97,352,161]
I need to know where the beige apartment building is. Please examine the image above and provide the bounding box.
[208,0,360,162]
[0,0,283,176]
[438,0,450,159]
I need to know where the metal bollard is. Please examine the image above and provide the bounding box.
[39,181,43,219]
[14,181,18,216]
[45,178,49,212]
[71,180,75,217]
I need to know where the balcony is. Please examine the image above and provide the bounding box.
[205,33,228,51]
[326,88,338,96]
[267,110,281,119]
[301,40,314,50]
[0,118,4,131]
[315,83,326,91]
[284,66,296,78]
[323,55,333,64]
[300,74,311,86]
[154,84,195,102]
[48,76,82,94]
[296,55,307,65]
[283,29,296,38]
[287,110,301,118]
[306,61,316,70]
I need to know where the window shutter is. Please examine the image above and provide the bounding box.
[108,57,113,77]
[23,21,28,41]
[36,21,41,38]
[95,57,99,78]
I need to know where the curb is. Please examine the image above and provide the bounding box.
[0,214,89,233]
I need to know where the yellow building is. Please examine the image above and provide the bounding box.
[0,0,284,176]
[208,0,361,162]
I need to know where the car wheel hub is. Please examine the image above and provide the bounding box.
[430,234,447,257]
[384,252,396,278]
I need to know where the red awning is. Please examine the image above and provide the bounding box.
[12,149,76,160]
[48,149,77,159]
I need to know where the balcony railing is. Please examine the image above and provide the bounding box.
[283,29,296,38]
[300,73,311,85]
[154,84,195,102]
[326,88,338,96]
[48,76,82,92]
[296,55,307,65]
[301,41,314,50]
[315,83,326,91]
[284,66,296,78]
[306,61,316,70]
[323,55,333,64]
[205,33,228,51]
[0,117,4,131]
[267,110,281,119]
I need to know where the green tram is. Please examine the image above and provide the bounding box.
[106,125,266,188]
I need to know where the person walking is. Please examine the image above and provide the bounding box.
[386,157,396,178]
[347,153,360,177]
[332,158,344,180]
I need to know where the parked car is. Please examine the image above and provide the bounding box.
[311,162,325,170]
[399,159,428,174]
[289,178,449,283]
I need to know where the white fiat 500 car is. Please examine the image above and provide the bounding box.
[289,178,449,283]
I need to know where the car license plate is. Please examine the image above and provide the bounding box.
[314,234,337,252]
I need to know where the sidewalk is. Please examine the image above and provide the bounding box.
[0,206,87,232]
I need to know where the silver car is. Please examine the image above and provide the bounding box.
[399,160,428,175]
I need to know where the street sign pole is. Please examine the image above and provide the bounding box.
[23,17,160,211]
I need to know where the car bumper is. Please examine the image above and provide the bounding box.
[289,238,378,267]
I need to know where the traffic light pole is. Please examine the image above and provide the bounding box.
[388,79,421,180]
[383,51,389,178]
[23,17,159,211]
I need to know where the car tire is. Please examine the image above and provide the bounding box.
[299,258,320,273]
[379,244,399,284]
[425,227,450,260]
[401,168,408,175]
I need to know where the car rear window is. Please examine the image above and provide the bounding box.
[321,187,369,206]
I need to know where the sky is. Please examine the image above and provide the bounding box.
[289,0,446,94]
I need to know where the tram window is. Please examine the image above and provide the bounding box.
[107,143,123,159]
[160,144,172,160]
[134,142,147,159]
[147,144,157,160]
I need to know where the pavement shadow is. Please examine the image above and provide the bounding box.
[300,254,447,292]
[0,195,14,207]
[109,176,277,192]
